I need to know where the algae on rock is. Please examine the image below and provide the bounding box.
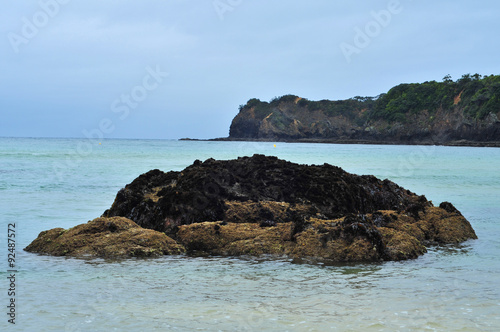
[25,155,477,262]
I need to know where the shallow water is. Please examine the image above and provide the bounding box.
[1,138,499,331]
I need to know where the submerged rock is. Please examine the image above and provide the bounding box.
[26,155,477,262]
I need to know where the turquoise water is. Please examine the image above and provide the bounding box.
[1,137,500,331]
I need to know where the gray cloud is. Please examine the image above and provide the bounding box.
[1,0,499,139]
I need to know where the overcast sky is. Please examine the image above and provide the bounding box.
[1,0,499,139]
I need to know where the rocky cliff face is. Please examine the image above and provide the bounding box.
[228,75,500,145]
[229,102,500,144]
[26,155,477,262]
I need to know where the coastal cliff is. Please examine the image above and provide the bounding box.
[227,74,500,146]
[25,155,477,262]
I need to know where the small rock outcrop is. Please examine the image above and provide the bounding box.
[24,217,184,258]
[25,155,477,262]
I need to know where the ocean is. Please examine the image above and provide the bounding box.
[1,137,499,331]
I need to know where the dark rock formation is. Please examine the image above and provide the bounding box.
[26,155,477,262]
[103,154,427,233]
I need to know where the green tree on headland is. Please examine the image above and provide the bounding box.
[238,74,500,123]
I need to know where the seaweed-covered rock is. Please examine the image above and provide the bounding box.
[24,217,185,258]
[173,207,476,262]
[103,154,430,234]
[26,155,477,262]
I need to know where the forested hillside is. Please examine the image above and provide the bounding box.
[228,74,500,145]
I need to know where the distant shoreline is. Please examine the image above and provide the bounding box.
[179,137,500,148]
